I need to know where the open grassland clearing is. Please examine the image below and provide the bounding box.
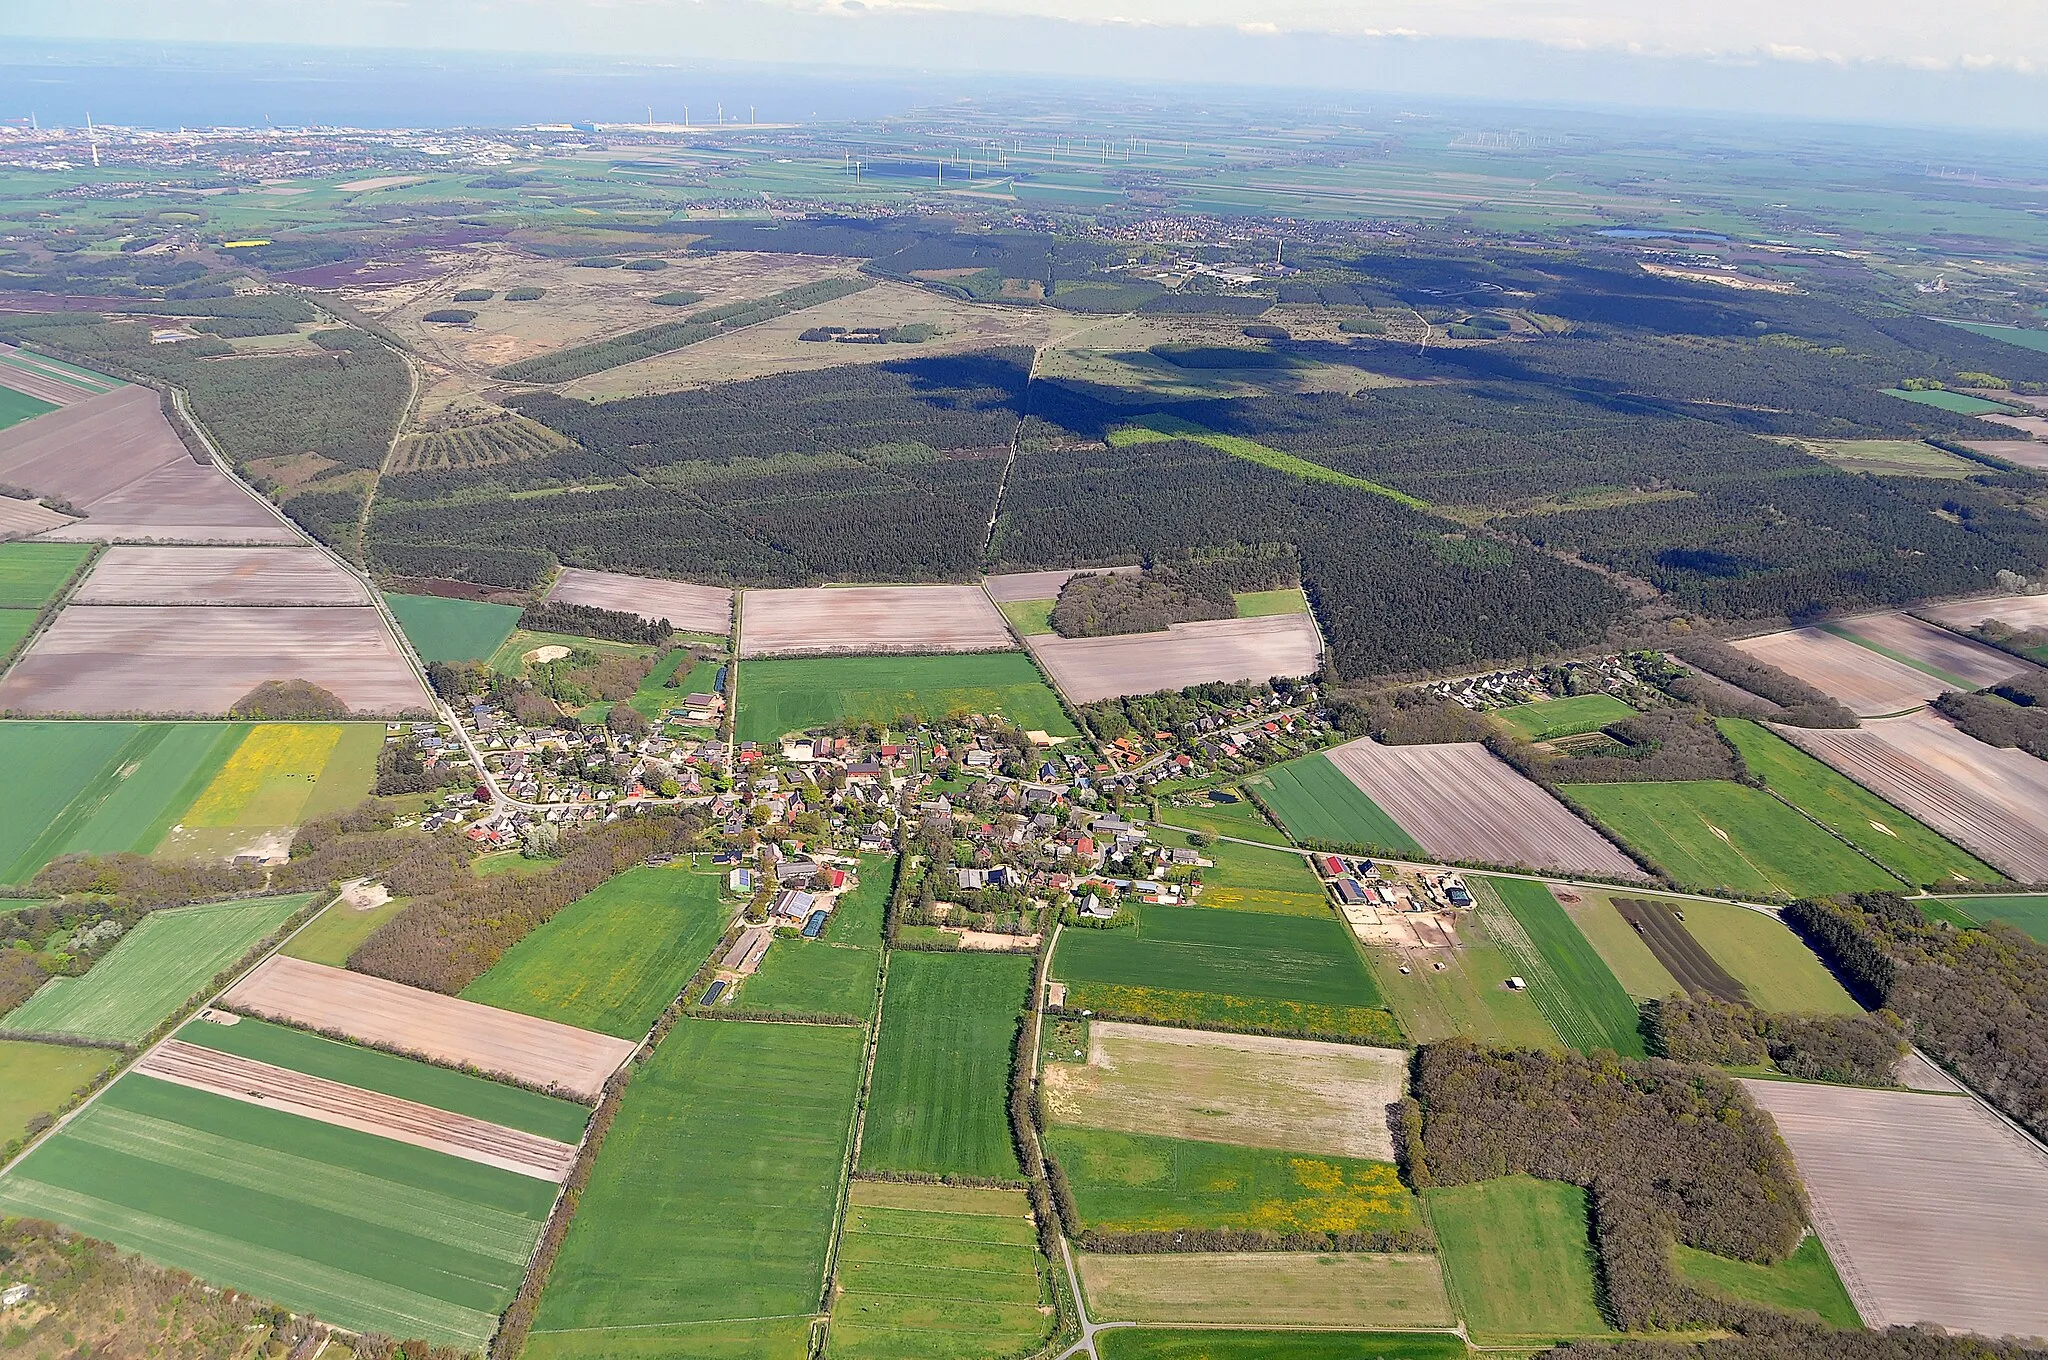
[546,566,734,633]
[1561,780,1900,898]
[0,721,247,881]
[1775,711,2048,881]
[1730,627,1942,717]
[1235,587,1310,617]
[1926,894,2048,942]
[281,893,408,966]
[1475,876,1645,1056]
[1493,693,1636,742]
[222,955,638,1101]
[1247,753,1423,854]
[176,1014,588,1142]
[863,951,1029,1179]
[1110,415,1425,508]
[1098,1331,1466,1360]
[1718,718,1998,887]
[1077,1252,1451,1330]
[1151,827,1328,916]
[1365,912,1562,1050]
[741,585,1014,657]
[1674,1234,1859,1329]
[527,1019,864,1356]
[0,1073,554,1348]
[828,1180,1051,1360]
[384,591,522,663]
[0,1038,117,1144]
[1326,738,1644,879]
[0,605,428,717]
[738,855,890,1020]
[72,546,368,605]
[5,893,313,1043]
[1427,1175,1612,1345]
[1042,1022,1405,1159]
[1047,1126,1420,1240]
[1676,899,1860,1013]
[1744,1078,2048,1339]
[0,540,93,607]
[1028,615,1323,705]
[1154,794,1295,847]
[1768,436,1980,478]
[460,865,728,1040]
[998,596,1055,635]
[132,1039,579,1181]
[1823,611,2029,691]
[737,652,1075,746]
[1549,887,1679,1000]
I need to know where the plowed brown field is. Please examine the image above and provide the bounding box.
[1731,627,1942,716]
[740,584,1013,657]
[1027,615,1322,703]
[546,567,732,634]
[73,547,369,606]
[1832,612,2029,690]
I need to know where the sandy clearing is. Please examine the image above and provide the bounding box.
[1833,612,2032,690]
[1920,593,2048,635]
[221,956,636,1102]
[0,605,428,716]
[1075,1252,1452,1328]
[1745,1079,2048,1340]
[1774,711,2048,881]
[981,565,1141,603]
[1043,1021,1405,1160]
[740,584,1014,657]
[546,567,733,634]
[0,496,73,540]
[1325,737,1648,880]
[135,1040,578,1182]
[1027,615,1322,704]
[1731,627,1944,716]
[73,547,369,606]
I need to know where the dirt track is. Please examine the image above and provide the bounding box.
[220,956,637,1101]
[740,584,1014,657]
[546,567,733,634]
[136,1039,578,1181]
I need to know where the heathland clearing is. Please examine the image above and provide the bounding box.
[1027,615,1323,704]
[1493,694,1636,741]
[1744,1078,2048,1339]
[862,951,1029,1179]
[1042,1022,1405,1159]
[736,652,1075,745]
[740,584,1013,657]
[1325,738,1644,879]
[5,894,313,1043]
[384,592,522,663]
[1077,1252,1451,1329]
[1247,753,1423,854]
[460,865,729,1039]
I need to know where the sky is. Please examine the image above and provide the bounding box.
[5,0,2046,131]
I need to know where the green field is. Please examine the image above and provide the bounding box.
[1555,891,1680,1000]
[1055,903,1381,1008]
[0,1074,554,1347]
[862,952,1029,1179]
[1098,1332,1467,1360]
[1154,795,1296,848]
[738,855,890,1020]
[1479,877,1645,1057]
[281,896,408,967]
[1881,387,2017,415]
[736,653,1077,746]
[0,721,249,883]
[626,652,724,722]
[0,608,32,657]
[527,1019,863,1357]
[384,592,523,664]
[460,866,728,1039]
[0,385,57,431]
[1675,900,1860,1014]
[1234,587,1310,617]
[1365,915,1561,1050]
[1718,720,1995,887]
[1494,694,1636,741]
[998,597,1055,635]
[1938,321,2048,355]
[0,541,91,607]
[1046,1126,1419,1240]
[0,1039,116,1144]
[1927,894,2048,942]
[1152,827,1329,916]
[828,1180,1051,1360]
[1562,781,1901,898]
[1250,754,1423,854]
[5,894,315,1042]
[1674,1235,1860,1328]
[174,1015,589,1142]
[1427,1176,1612,1345]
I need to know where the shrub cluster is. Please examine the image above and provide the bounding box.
[518,598,671,645]
[1932,676,2048,762]
[1646,991,1905,1084]
[1549,1316,2048,1360]
[1671,639,1859,728]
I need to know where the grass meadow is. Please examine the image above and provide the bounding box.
[997,597,1056,636]
[0,608,32,658]
[460,866,728,1039]
[281,895,408,967]
[1365,916,1561,1050]
[1234,587,1310,617]
[1494,694,1635,741]
[0,1074,554,1347]
[1927,894,2048,942]
[1046,1126,1418,1240]
[1054,904,1381,1009]
[384,592,522,663]
[174,1015,589,1142]
[1562,780,1901,899]
[1479,877,1645,1057]
[736,653,1076,746]
[527,1019,863,1357]
[0,1038,117,1144]
[1154,795,1296,848]
[0,541,92,607]
[1718,719,1997,887]
[5,894,314,1042]
[1674,1235,1860,1328]
[0,384,56,431]
[737,854,891,1020]
[1674,900,1861,1014]
[862,952,1029,1179]
[1098,1332,1466,1360]
[828,1181,1051,1360]
[1151,828,1329,917]
[1426,1175,1612,1345]
[1250,754,1423,854]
